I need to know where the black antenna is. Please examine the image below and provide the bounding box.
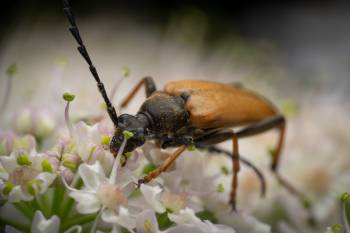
[62,0,118,127]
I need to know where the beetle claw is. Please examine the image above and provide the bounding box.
[229,200,237,213]
[136,178,145,189]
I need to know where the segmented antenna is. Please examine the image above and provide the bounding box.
[62,0,118,127]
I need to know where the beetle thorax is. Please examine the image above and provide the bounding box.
[139,91,190,134]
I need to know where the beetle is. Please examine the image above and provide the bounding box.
[62,0,303,211]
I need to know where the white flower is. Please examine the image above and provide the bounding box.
[167,208,235,233]
[72,121,115,174]
[4,210,82,233]
[66,161,136,231]
[31,211,61,233]
[0,150,56,202]
[136,209,163,233]
[216,210,271,233]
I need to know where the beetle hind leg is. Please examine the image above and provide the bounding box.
[230,133,240,212]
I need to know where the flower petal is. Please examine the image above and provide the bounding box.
[135,209,160,233]
[8,186,33,202]
[102,207,136,232]
[70,191,101,214]
[140,184,165,213]
[79,162,107,191]
[31,211,60,233]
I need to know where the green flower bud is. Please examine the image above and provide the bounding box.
[187,144,196,151]
[62,159,77,171]
[121,67,130,78]
[340,192,350,203]
[27,179,42,196]
[63,92,75,102]
[123,130,134,140]
[41,159,53,173]
[17,154,32,166]
[6,63,17,78]
[13,135,36,151]
[2,181,14,195]
[217,183,225,193]
[100,135,111,146]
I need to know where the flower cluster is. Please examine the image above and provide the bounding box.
[1,64,350,233]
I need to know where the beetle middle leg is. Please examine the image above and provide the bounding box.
[137,145,187,187]
[120,76,157,108]
[205,146,266,198]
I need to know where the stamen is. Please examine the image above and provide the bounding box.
[90,206,104,233]
[109,137,127,184]
[340,193,350,232]
[63,92,75,138]
[1,63,16,121]
[110,67,129,111]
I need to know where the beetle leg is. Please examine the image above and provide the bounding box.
[120,77,157,108]
[205,146,266,198]
[235,115,285,171]
[137,145,187,186]
[230,133,240,212]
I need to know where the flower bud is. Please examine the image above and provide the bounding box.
[15,108,55,140]
[62,153,80,171]
[26,179,43,195]
[41,159,54,173]
[2,181,14,195]
[0,132,15,155]
[61,168,75,185]
[13,135,36,151]
[16,153,32,166]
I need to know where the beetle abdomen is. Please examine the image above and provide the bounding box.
[164,80,278,129]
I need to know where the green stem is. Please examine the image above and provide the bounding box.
[52,187,65,216]
[59,173,81,220]
[35,194,50,218]
[13,202,35,219]
[0,216,29,232]
[61,213,97,231]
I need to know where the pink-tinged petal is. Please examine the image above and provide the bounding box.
[78,162,107,191]
[31,211,60,233]
[0,153,17,174]
[101,207,136,232]
[135,209,160,233]
[140,184,165,213]
[70,191,101,214]
[217,211,270,233]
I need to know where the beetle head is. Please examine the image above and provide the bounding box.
[110,114,146,155]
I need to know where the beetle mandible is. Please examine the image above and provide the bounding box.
[62,0,301,211]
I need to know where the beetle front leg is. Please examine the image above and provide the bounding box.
[137,145,187,187]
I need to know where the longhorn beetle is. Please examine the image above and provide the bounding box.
[62,0,304,211]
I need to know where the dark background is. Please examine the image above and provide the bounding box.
[1,0,350,90]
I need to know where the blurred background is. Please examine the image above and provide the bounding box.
[0,1,350,232]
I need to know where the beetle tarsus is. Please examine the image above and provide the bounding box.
[136,178,145,189]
